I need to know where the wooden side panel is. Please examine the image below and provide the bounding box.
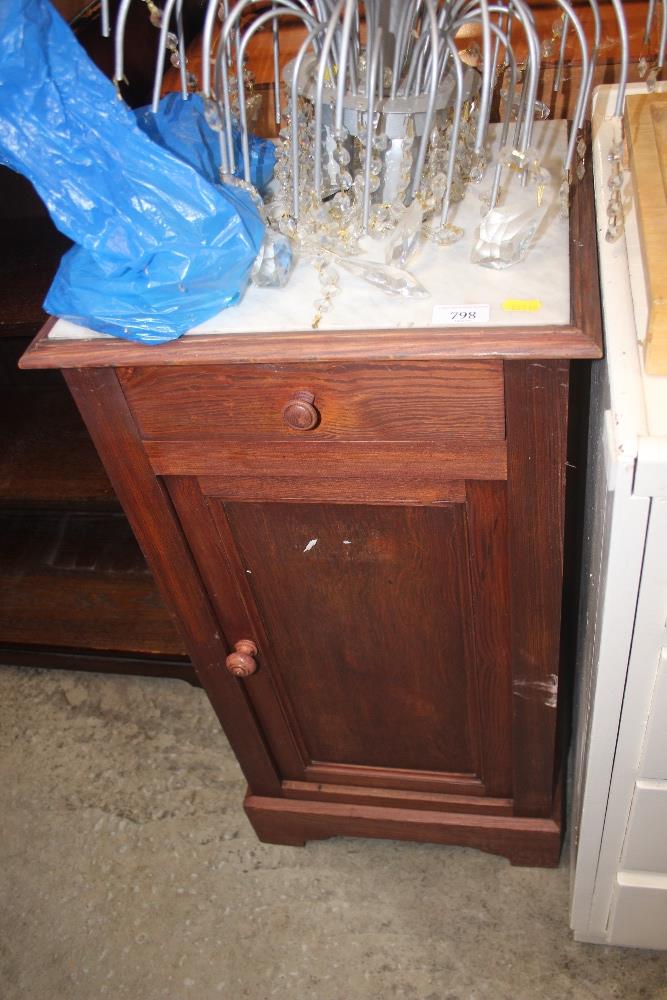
[63,368,282,798]
[215,500,483,779]
[569,130,603,352]
[466,481,513,798]
[505,360,569,817]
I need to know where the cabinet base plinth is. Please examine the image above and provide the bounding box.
[244,792,562,868]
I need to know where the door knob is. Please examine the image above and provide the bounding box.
[282,390,319,431]
[225,640,258,677]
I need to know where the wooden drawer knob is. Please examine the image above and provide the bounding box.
[225,640,258,678]
[282,391,319,431]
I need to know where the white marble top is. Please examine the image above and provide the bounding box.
[50,119,570,343]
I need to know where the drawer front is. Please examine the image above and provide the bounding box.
[118,361,506,444]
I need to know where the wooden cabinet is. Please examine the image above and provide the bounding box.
[21,173,601,867]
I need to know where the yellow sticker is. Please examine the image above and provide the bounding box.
[502,299,542,312]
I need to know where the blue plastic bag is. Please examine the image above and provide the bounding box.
[134,93,276,196]
[0,0,271,343]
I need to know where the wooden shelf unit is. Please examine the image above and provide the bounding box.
[0,181,193,682]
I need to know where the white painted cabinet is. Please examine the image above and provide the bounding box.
[570,84,667,950]
[640,653,667,781]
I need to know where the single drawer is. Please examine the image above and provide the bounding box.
[118,361,506,444]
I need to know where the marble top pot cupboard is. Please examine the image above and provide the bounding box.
[20,173,601,868]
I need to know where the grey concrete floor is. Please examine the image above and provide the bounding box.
[1,665,666,1000]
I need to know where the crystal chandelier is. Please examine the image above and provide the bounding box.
[111,0,647,299]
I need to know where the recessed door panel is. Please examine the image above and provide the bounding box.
[217,500,481,778]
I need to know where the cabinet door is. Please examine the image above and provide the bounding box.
[168,478,513,801]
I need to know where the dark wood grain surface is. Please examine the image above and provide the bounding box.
[0,644,195,682]
[0,386,117,507]
[465,481,514,799]
[0,510,186,655]
[0,218,70,338]
[281,779,514,816]
[21,318,602,369]
[166,472,521,801]
[505,360,570,818]
[198,474,466,506]
[118,361,506,442]
[63,366,283,797]
[302,762,485,797]
[244,792,562,866]
[0,160,195,677]
[0,326,192,670]
[166,474,309,781]
[41,344,579,863]
[220,500,480,776]
[144,440,508,484]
